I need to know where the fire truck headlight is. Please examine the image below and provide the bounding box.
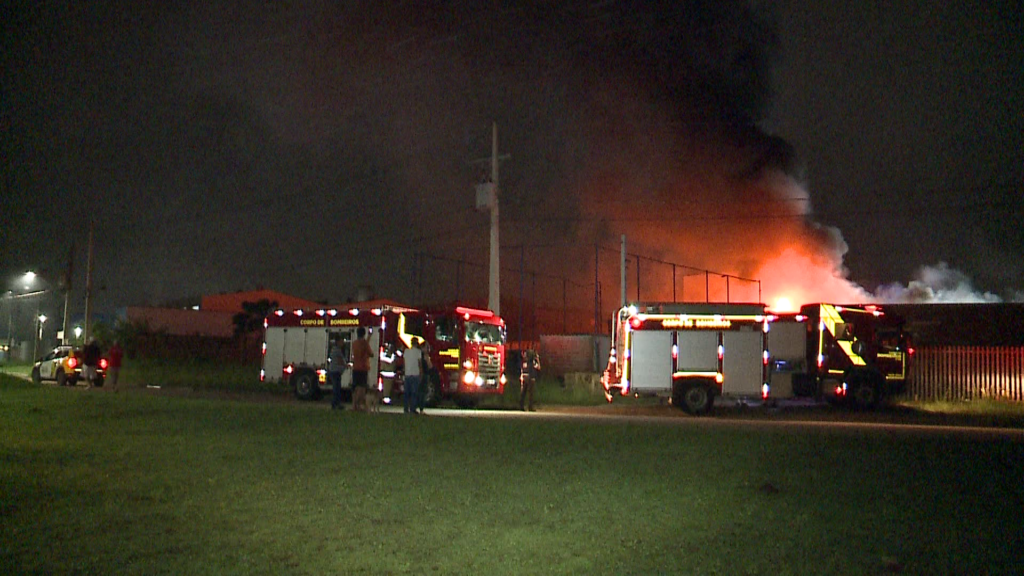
[463,360,473,369]
[475,375,484,386]
[463,370,476,384]
[500,374,507,385]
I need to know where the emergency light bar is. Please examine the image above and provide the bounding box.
[456,306,494,318]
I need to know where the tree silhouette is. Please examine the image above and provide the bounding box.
[232,299,279,337]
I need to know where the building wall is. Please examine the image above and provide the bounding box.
[539,334,610,376]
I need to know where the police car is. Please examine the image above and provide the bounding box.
[31,345,107,387]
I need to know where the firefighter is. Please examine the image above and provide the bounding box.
[519,349,541,412]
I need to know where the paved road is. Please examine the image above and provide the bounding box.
[9,368,1023,441]
[410,403,1024,441]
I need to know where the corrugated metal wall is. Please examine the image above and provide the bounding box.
[905,346,1024,401]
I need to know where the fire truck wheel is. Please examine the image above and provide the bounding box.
[673,380,714,415]
[293,372,318,401]
[850,377,879,410]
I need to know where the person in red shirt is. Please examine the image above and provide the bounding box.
[107,341,124,392]
[351,327,372,411]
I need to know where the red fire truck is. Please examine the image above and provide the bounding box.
[261,304,507,407]
[390,305,507,408]
[602,302,770,414]
[766,303,912,409]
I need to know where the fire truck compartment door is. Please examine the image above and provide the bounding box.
[263,329,286,382]
[721,331,764,397]
[284,328,329,368]
[675,331,718,372]
[630,331,674,391]
[768,321,807,364]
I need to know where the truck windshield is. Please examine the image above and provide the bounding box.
[466,322,504,344]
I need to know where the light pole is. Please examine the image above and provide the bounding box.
[6,272,39,361]
[34,315,47,361]
[4,291,12,362]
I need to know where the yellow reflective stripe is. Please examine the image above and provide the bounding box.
[397,314,414,348]
[836,341,867,365]
[439,348,459,358]
[672,372,718,378]
[820,304,843,339]
[623,330,632,386]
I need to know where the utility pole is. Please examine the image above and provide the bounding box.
[594,244,600,335]
[488,123,500,315]
[84,222,94,343]
[620,235,627,307]
[62,242,74,344]
[473,123,507,315]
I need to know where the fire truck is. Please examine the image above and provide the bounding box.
[261,305,507,407]
[766,303,912,409]
[390,305,508,408]
[602,302,770,414]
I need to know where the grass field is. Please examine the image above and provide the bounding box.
[2,373,1023,575]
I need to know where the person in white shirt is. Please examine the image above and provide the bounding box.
[402,338,424,414]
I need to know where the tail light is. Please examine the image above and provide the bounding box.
[67,357,78,369]
[100,359,109,369]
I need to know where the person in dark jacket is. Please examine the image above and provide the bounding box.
[81,339,102,387]
[519,349,541,412]
[328,336,348,410]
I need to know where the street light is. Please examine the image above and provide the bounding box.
[5,271,49,361]
[33,314,47,361]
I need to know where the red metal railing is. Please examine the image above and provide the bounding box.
[904,346,1024,402]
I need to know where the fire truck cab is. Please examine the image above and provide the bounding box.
[767,303,912,409]
[602,302,769,415]
[393,306,507,408]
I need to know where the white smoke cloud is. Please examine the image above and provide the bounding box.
[874,262,1002,303]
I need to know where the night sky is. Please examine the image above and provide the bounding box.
[3,1,1022,329]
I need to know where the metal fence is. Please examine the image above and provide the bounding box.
[905,346,1024,402]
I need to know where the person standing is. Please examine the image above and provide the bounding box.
[81,339,102,388]
[106,340,124,392]
[328,336,347,410]
[402,338,424,415]
[416,340,433,414]
[519,349,541,412]
[350,327,372,412]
